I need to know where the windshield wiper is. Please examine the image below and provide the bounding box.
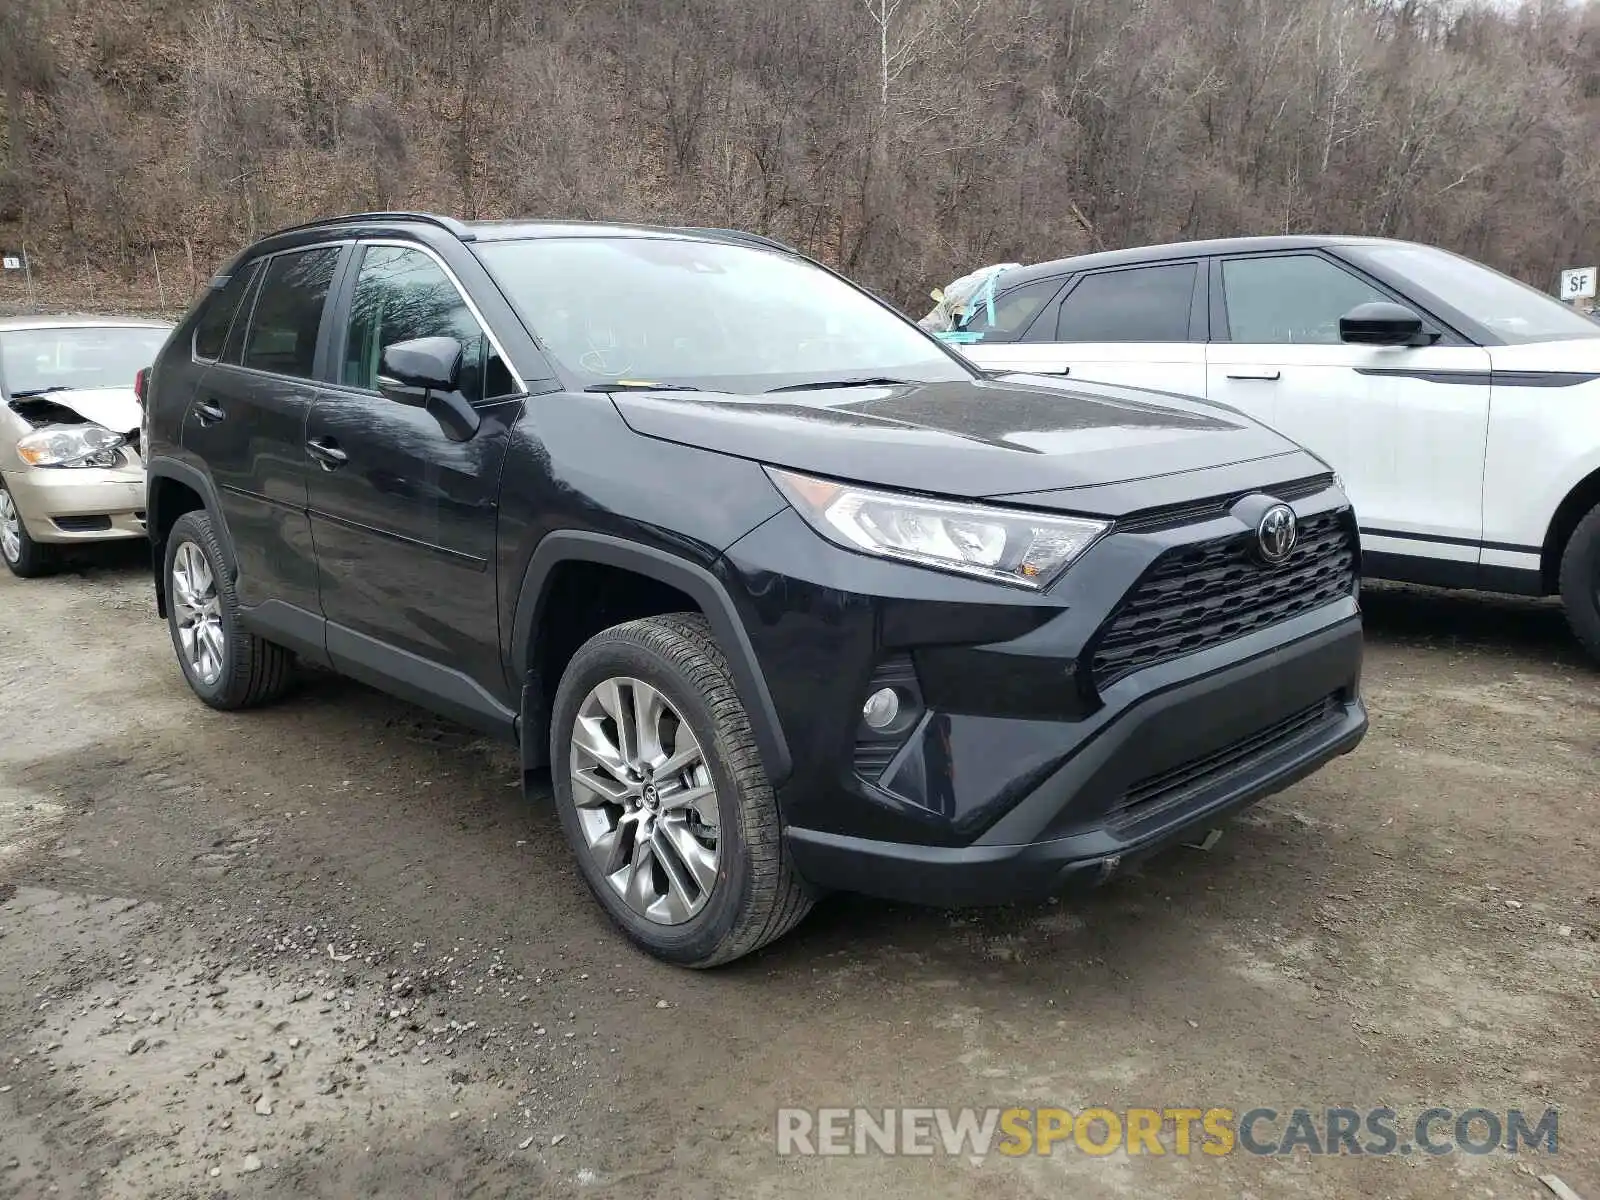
[584,381,704,393]
[9,385,76,398]
[765,376,913,393]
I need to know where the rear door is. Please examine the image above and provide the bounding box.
[1206,252,1491,564]
[304,241,526,726]
[183,243,346,614]
[966,261,1208,396]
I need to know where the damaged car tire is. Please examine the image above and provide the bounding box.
[164,510,295,709]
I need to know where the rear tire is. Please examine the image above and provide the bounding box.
[1559,501,1600,665]
[0,479,59,578]
[549,613,812,967]
[164,510,295,709]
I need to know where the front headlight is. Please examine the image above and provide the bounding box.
[766,467,1109,589]
[16,424,126,469]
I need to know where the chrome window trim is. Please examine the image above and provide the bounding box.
[350,238,529,397]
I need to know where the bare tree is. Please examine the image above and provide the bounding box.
[0,0,1595,311]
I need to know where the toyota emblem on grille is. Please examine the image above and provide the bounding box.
[1256,504,1298,565]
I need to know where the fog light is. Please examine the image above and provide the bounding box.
[862,687,900,731]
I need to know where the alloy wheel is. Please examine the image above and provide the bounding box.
[171,541,225,686]
[568,677,721,925]
[0,489,20,564]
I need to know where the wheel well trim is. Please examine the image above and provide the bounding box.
[512,530,793,785]
[146,458,236,615]
[1542,460,1600,588]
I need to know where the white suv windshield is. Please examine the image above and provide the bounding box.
[0,326,169,395]
[1346,244,1600,345]
[474,236,971,392]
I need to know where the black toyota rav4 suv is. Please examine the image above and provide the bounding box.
[142,212,1367,966]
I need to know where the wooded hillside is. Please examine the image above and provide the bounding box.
[1,0,1597,313]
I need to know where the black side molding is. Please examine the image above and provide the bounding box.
[1359,525,1540,556]
[326,620,517,740]
[1360,550,1544,596]
[1354,367,1600,388]
[237,599,518,738]
[237,599,332,669]
[510,531,793,784]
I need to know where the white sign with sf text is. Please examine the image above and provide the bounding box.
[1559,267,1597,301]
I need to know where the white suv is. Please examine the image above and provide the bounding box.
[952,236,1600,660]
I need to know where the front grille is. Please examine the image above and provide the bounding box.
[1089,509,1357,690]
[1110,694,1340,830]
[52,515,113,533]
[853,742,899,779]
[1115,474,1333,534]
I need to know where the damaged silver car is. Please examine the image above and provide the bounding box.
[0,316,171,577]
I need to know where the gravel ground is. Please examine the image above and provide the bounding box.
[0,544,1596,1199]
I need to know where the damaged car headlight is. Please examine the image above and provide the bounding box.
[767,468,1109,589]
[16,423,126,468]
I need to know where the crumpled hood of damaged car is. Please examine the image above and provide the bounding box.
[10,387,142,435]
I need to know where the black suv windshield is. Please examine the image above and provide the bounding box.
[1345,244,1600,345]
[474,236,971,392]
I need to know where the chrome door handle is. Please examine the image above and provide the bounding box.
[194,400,226,424]
[305,438,348,469]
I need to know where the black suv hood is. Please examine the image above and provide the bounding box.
[610,375,1307,503]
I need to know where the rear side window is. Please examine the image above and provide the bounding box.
[1220,255,1387,344]
[956,277,1062,342]
[241,247,340,378]
[193,262,259,361]
[1055,263,1197,342]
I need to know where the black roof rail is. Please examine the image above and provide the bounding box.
[264,211,477,242]
[672,226,797,254]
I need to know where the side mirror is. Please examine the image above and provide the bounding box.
[376,336,480,440]
[1339,301,1431,347]
[378,336,463,398]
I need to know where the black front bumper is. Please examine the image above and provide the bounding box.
[783,610,1366,906]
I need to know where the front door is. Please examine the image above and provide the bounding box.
[1205,252,1491,568]
[305,242,525,722]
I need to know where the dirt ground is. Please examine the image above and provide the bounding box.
[1,545,1596,1200]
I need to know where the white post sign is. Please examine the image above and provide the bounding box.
[1,255,21,270]
[1559,266,1597,302]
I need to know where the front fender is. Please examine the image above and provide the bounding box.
[510,530,792,785]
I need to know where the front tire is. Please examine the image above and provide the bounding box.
[1559,501,1600,665]
[0,479,59,578]
[549,613,812,967]
[164,510,295,709]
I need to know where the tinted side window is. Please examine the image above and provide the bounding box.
[193,261,259,360]
[955,277,1063,342]
[221,265,263,366]
[1055,263,1197,342]
[341,245,515,404]
[1221,255,1388,344]
[241,247,340,378]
